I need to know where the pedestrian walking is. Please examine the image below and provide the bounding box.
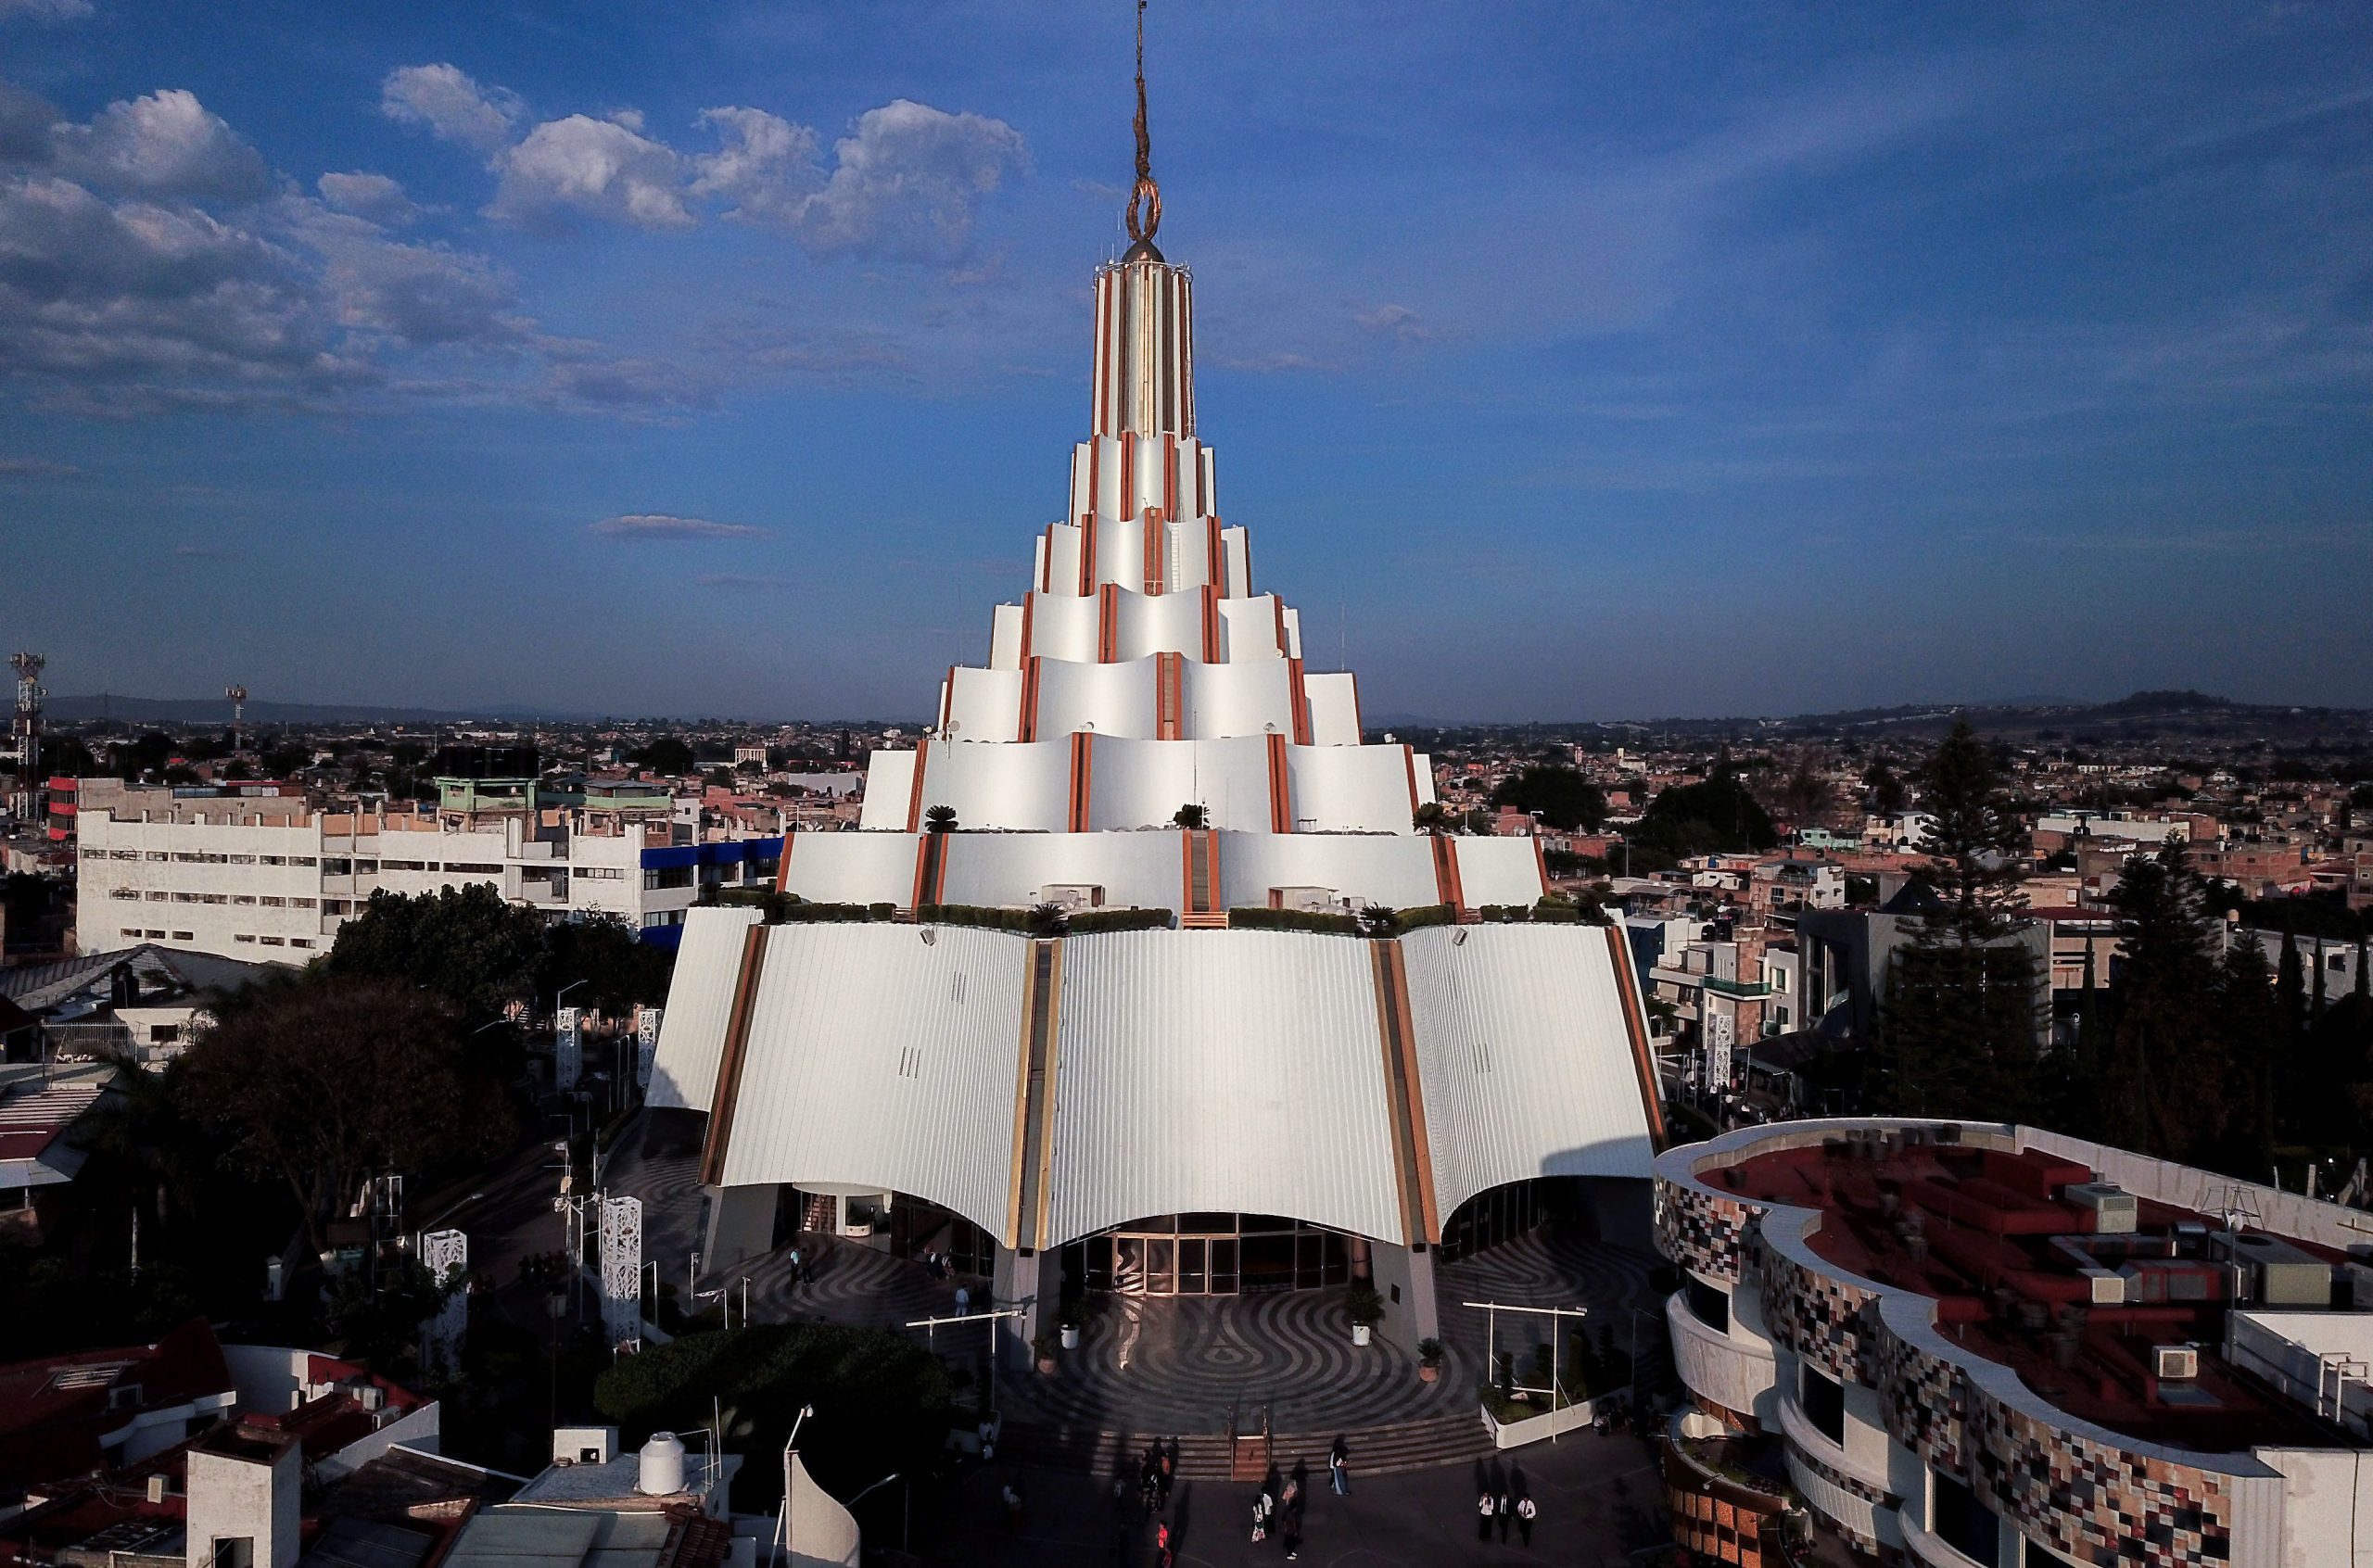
[1328,1435,1349,1496]
[1157,1443,1174,1509]
[1495,1488,1513,1543]
[1516,1493,1537,1547]
[1477,1491,1494,1540]
[1281,1501,1301,1561]
[1001,1480,1023,1533]
[1250,1496,1267,1543]
[954,1283,971,1314]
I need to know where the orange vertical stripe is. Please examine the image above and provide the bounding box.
[1067,731,1095,832]
[1431,835,1467,912]
[1272,597,1288,655]
[1347,672,1363,736]
[1288,658,1312,746]
[1079,509,1098,595]
[1530,833,1551,898]
[1402,744,1422,820]
[1605,926,1669,1146]
[904,737,931,834]
[1199,585,1220,663]
[1019,592,1035,664]
[939,665,956,734]
[1266,731,1293,834]
[1017,656,1041,744]
[1120,431,1135,524]
[774,827,795,892]
[1098,582,1119,663]
[1163,431,1177,520]
[1205,513,1222,593]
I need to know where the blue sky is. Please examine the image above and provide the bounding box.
[2,2,2367,721]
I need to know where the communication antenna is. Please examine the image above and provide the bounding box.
[226,686,248,753]
[10,652,45,788]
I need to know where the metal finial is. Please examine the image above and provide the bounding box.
[1125,0,1162,250]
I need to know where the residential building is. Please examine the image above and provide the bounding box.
[72,778,775,963]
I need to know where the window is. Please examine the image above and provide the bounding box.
[354,859,378,874]
[1801,1363,1846,1445]
[228,854,256,864]
[579,866,623,880]
[2023,1535,2083,1567]
[1931,1471,1999,1565]
[290,939,313,949]
[260,936,286,946]
[234,934,257,943]
[122,928,143,939]
[324,900,350,916]
[171,930,193,942]
[289,856,317,866]
[146,851,170,861]
[212,1536,254,1568]
[322,858,352,876]
[233,894,256,905]
[448,862,501,875]
[1684,1275,1731,1334]
[290,898,315,909]
[383,859,425,871]
[260,854,285,866]
[259,896,285,908]
[644,866,692,891]
[171,891,197,903]
[146,891,168,902]
[145,929,165,938]
[111,887,141,900]
[113,849,139,859]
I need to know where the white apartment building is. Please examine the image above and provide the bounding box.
[74,786,729,964]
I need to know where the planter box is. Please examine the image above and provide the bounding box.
[1481,1385,1630,1449]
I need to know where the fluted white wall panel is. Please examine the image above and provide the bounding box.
[923,740,1072,833]
[1220,525,1247,598]
[647,905,765,1111]
[1186,659,1297,740]
[1045,929,1405,1246]
[1085,735,1276,832]
[989,603,1025,670]
[1034,658,1157,740]
[718,924,1029,1235]
[1112,591,1209,661]
[1030,593,1098,662]
[1287,743,1424,833]
[1217,597,1288,661]
[933,832,1186,912]
[1303,671,1363,746]
[945,666,1023,743]
[858,750,918,829]
[1214,835,1447,912]
[779,830,919,905]
[1399,924,1656,1222]
[1453,837,1550,905]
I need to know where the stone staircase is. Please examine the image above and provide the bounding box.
[995,1409,1493,1480]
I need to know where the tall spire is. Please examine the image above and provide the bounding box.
[1124,0,1162,261]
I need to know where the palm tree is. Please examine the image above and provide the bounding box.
[1172,803,1209,829]
[923,804,958,834]
[1413,802,1449,835]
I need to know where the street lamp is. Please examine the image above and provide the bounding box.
[773,1406,818,1568]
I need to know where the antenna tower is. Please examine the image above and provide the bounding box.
[226,686,248,752]
[10,652,45,788]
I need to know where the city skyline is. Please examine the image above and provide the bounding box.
[3,2,2368,720]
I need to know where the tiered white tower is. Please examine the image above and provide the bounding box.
[783,164,1546,919]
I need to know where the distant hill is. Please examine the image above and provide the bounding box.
[45,693,594,726]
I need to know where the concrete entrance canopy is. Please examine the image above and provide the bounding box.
[650,907,1661,1254]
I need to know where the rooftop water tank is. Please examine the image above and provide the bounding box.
[638,1432,686,1496]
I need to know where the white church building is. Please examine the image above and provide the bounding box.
[647,99,1665,1359]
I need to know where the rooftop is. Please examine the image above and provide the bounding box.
[1706,1133,2368,1453]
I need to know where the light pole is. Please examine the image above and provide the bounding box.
[773,1406,817,1568]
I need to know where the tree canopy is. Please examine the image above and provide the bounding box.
[1629,767,1777,857]
[1491,766,1608,832]
[185,976,511,1257]
[326,884,549,1018]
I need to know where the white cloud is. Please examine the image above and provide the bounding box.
[489,113,690,231]
[47,88,270,202]
[0,456,89,478]
[381,63,520,153]
[1355,303,1430,343]
[316,171,420,225]
[689,107,821,225]
[591,513,766,539]
[793,100,1026,258]
[0,0,95,20]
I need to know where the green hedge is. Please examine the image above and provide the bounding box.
[1226,906,1364,936]
[773,900,897,923]
[912,903,1044,933]
[1068,907,1174,933]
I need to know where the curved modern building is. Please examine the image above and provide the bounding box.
[1655,1119,2373,1568]
[647,103,1666,1359]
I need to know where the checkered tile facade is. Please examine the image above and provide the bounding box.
[1970,1391,2236,1568]
[1654,1173,1764,1284]
[1753,1232,1876,1385]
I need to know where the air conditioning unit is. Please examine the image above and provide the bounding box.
[2083,1267,2126,1306]
[2066,1182,2138,1234]
[2153,1345,2199,1381]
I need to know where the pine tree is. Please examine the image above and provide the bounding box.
[2099,843,2221,1160]
[1872,722,2048,1123]
[2210,937,2281,1181]
[2278,929,2306,1048]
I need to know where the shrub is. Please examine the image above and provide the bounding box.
[1226,906,1364,936]
[1067,907,1174,933]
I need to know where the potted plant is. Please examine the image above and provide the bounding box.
[1416,1337,1444,1383]
[1345,1283,1384,1347]
[1031,1331,1060,1374]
